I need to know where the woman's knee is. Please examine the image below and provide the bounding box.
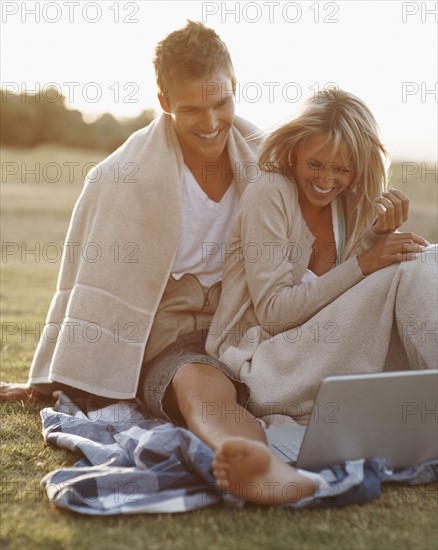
[172,362,237,404]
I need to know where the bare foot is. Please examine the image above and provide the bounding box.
[0,383,47,402]
[212,437,316,505]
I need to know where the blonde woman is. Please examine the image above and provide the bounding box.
[209,89,436,499]
[207,89,436,429]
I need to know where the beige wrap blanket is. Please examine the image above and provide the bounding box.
[28,114,260,398]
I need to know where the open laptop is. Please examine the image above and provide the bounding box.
[265,370,438,469]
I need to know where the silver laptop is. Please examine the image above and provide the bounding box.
[265,370,438,469]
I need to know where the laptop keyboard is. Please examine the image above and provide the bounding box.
[272,442,300,461]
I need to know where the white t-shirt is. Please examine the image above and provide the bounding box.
[172,165,239,288]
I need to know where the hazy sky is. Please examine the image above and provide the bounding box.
[2,0,437,161]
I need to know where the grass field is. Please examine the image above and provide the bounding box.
[1,145,437,550]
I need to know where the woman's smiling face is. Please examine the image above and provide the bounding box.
[294,134,355,210]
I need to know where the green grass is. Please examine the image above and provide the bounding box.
[1,146,437,550]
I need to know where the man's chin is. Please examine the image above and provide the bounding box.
[195,143,228,163]
[180,134,231,165]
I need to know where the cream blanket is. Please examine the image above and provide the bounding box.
[244,247,437,425]
[28,114,260,398]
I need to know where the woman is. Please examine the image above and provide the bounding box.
[206,89,436,424]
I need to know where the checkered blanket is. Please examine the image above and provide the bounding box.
[40,392,437,515]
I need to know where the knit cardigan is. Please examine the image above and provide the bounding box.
[28,114,261,398]
[205,171,384,373]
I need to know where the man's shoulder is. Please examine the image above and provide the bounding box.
[98,116,162,167]
[84,115,173,184]
[232,115,260,137]
[232,116,263,149]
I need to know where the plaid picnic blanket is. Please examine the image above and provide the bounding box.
[39,392,437,515]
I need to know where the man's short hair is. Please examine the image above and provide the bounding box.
[154,20,236,100]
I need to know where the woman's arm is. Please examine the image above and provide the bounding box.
[239,179,365,335]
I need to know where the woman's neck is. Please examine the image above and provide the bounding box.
[298,196,332,233]
[299,197,337,276]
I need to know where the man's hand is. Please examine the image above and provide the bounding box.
[0,383,48,402]
[372,188,409,235]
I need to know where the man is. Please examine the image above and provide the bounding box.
[1,21,317,505]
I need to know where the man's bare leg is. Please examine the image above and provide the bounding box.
[171,363,316,505]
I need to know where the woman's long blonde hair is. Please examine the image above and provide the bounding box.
[259,89,389,260]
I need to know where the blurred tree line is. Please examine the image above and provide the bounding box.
[0,88,156,152]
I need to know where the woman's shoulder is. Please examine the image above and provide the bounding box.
[241,170,299,206]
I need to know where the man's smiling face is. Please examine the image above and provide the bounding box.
[159,70,235,165]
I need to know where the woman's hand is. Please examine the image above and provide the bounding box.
[357,232,428,276]
[372,188,409,235]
